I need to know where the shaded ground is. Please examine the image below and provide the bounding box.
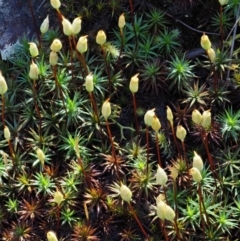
[0,0,46,59]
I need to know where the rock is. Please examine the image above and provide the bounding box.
[0,0,47,60]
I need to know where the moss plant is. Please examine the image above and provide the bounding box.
[182,82,209,109]
[144,8,169,34]
[167,54,195,92]
[217,107,240,143]
[156,28,181,57]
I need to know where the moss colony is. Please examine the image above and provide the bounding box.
[1,0,240,240]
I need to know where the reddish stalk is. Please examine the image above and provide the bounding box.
[101,46,111,92]
[53,66,67,113]
[128,0,138,47]
[132,93,139,135]
[198,183,210,227]
[172,184,182,240]
[156,133,162,167]
[198,183,206,236]
[74,50,85,82]
[200,130,218,187]
[173,218,181,241]
[170,124,181,155]
[106,120,119,177]
[181,140,192,186]
[212,66,218,94]
[161,221,169,241]
[163,186,169,205]
[32,80,42,135]
[7,140,15,166]
[201,131,215,173]
[77,156,84,171]
[159,221,165,240]
[89,92,100,124]
[76,155,90,187]
[56,205,60,232]
[79,52,89,76]
[146,126,150,174]
[207,52,218,94]
[128,0,134,17]
[72,37,89,76]
[173,180,178,215]
[181,141,187,165]
[75,138,84,171]
[203,138,214,170]
[56,9,63,26]
[128,202,150,241]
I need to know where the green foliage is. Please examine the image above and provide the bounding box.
[5,198,18,215]
[32,172,56,195]
[218,147,240,180]
[126,15,149,41]
[217,107,240,143]
[42,27,62,45]
[138,36,158,59]
[61,208,78,227]
[210,11,234,35]
[144,9,169,34]
[208,84,230,107]
[167,54,195,91]
[214,49,231,76]
[226,0,240,16]
[138,58,166,94]
[156,28,181,56]
[153,130,173,158]
[182,82,209,108]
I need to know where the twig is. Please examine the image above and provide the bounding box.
[165,12,219,36]
[128,202,150,241]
